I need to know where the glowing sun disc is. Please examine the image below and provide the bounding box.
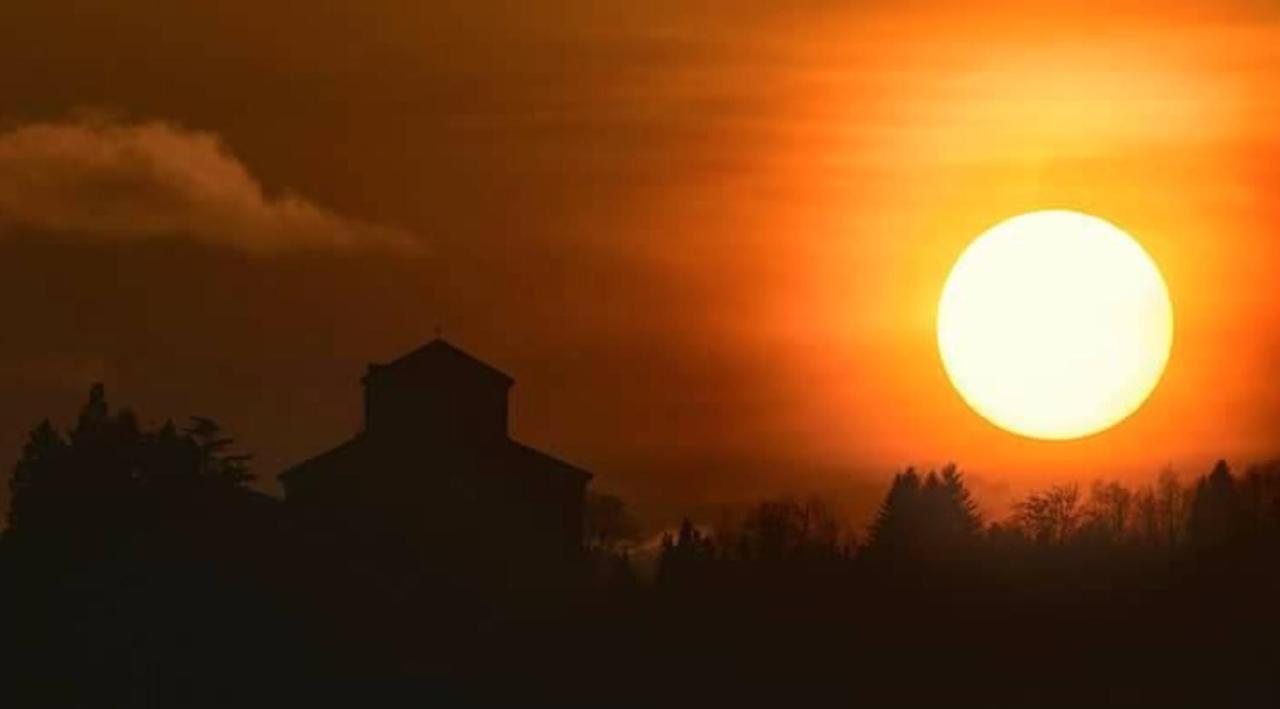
[937,210,1173,440]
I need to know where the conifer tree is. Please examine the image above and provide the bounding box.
[1188,459,1241,548]
[938,463,983,543]
[865,468,922,558]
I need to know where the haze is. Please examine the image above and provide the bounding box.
[2,0,1279,526]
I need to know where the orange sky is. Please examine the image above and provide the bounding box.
[601,0,1280,512]
[1,0,1278,524]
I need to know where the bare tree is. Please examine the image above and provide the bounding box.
[1084,480,1134,543]
[739,496,851,561]
[585,492,641,554]
[1013,484,1081,545]
[1134,485,1160,547]
[1133,467,1189,548]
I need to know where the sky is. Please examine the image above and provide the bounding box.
[1,0,1279,527]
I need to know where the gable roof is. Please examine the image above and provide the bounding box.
[508,441,594,484]
[279,434,591,487]
[365,338,513,387]
[279,436,363,483]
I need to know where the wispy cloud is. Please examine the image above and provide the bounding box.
[0,117,419,253]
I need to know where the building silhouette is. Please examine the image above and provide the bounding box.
[281,338,592,579]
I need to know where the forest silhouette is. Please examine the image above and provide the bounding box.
[3,386,1280,706]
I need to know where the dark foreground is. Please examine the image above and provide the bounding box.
[4,536,1278,708]
[4,389,1278,706]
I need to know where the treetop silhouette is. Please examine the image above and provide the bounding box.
[864,463,981,561]
[8,384,254,549]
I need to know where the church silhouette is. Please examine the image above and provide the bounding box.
[281,338,592,579]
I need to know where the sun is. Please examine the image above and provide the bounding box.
[937,210,1173,440]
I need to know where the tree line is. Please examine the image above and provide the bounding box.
[643,461,1280,589]
[8,385,1280,585]
[5,385,1280,706]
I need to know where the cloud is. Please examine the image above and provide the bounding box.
[0,117,419,253]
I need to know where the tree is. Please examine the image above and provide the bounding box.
[585,492,641,554]
[931,463,983,545]
[864,468,923,558]
[865,464,981,560]
[1188,460,1241,549]
[738,496,849,562]
[8,418,69,536]
[1083,481,1134,543]
[7,384,254,550]
[183,416,254,487]
[1238,460,1280,539]
[656,518,715,586]
[1131,468,1190,549]
[1013,484,1081,545]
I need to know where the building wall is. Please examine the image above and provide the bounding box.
[364,369,510,442]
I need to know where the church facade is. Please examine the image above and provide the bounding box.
[280,339,592,576]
